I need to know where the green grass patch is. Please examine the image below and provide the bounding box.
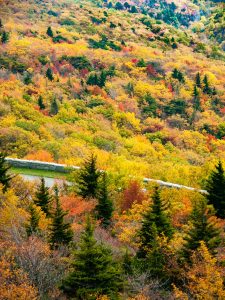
[11,167,69,179]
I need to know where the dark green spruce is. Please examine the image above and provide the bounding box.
[49,186,73,249]
[38,95,45,110]
[26,204,40,237]
[172,68,185,83]
[0,153,12,192]
[195,72,201,88]
[193,85,201,111]
[34,178,52,217]
[203,74,211,94]
[77,154,101,199]
[95,173,114,228]
[206,161,225,218]
[1,31,9,43]
[181,198,221,261]
[60,216,123,299]
[50,97,59,115]
[46,26,54,37]
[46,67,54,81]
[144,223,166,279]
[137,186,174,258]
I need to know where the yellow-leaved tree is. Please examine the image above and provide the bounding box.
[173,241,225,300]
[0,253,38,300]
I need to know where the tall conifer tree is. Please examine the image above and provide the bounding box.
[193,85,201,111]
[195,72,201,88]
[137,187,174,258]
[50,97,59,115]
[77,154,101,199]
[144,223,166,279]
[181,199,221,261]
[46,68,54,81]
[38,95,45,110]
[98,70,107,87]
[34,178,52,217]
[0,153,12,192]
[1,31,9,43]
[46,26,53,37]
[49,186,73,249]
[206,161,225,218]
[96,173,114,228]
[60,216,123,299]
[203,74,211,94]
[26,204,40,237]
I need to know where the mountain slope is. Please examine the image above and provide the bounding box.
[0,0,224,187]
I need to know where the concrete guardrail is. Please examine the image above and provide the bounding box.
[6,157,208,194]
[6,157,80,173]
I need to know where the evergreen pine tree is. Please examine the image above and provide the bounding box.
[50,97,59,115]
[50,97,59,116]
[141,93,157,117]
[171,42,178,49]
[181,199,221,261]
[96,173,114,228]
[203,74,211,94]
[136,58,146,67]
[98,71,107,87]
[108,2,113,8]
[172,68,184,83]
[144,223,166,279]
[206,161,225,218]
[49,186,73,249]
[172,68,179,80]
[26,204,40,237]
[1,31,9,44]
[86,73,99,86]
[0,153,12,192]
[122,249,133,275]
[77,154,101,199]
[137,187,174,258]
[46,68,54,81]
[212,87,217,96]
[193,85,201,111]
[124,2,130,9]
[34,178,52,217]
[60,216,123,299]
[46,26,54,37]
[38,95,45,110]
[115,2,124,10]
[23,72,32,85]
[107,65,116,77]
[130,5,138,13]
[193,84,199,98]
[178,71,185,83]
[195,72,201,88]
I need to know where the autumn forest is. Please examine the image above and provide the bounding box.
[0,0,225,299]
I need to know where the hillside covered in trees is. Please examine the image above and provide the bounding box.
[0,0,225,299]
